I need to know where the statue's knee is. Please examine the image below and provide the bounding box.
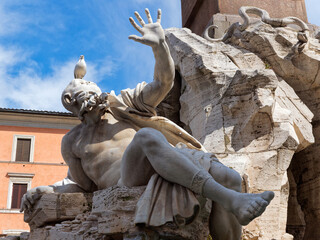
[226,171,242,192]
[134,128,165,146]
[210,163,242,191]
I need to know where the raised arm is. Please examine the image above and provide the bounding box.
[129,9,175,108]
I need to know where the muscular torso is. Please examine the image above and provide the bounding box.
[64,112,137,190]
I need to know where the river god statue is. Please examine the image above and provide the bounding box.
[20,9,274,239]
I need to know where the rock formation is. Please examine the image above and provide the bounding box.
[217,11,320,240]
[164,10,318,238]
[19,187,211,240]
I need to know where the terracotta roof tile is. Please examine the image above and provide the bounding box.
[0,108,74,117]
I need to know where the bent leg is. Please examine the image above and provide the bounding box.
[121,128,274,226]
[204,161,274,226]
[120,137,155,187]
[121,127,202,188]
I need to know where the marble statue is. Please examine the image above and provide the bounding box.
[20,9,274,239]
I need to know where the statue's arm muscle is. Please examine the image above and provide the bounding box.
[128,9,175,108]
[141,41,175,108]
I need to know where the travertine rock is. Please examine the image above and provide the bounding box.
[24,192,92,229]
[219,17,320,240]
[26,212,104,240]
[23,186,211,240]
[92,186,211,240]
[92,186,146,235]
[165,26,314,240]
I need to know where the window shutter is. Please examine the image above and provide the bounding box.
[16,138,31,162]
[11,183,28,209]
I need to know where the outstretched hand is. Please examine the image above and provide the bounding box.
[129,9,165,48]
[20,186,54,212]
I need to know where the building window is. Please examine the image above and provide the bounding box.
[11,135,35,163]
[16,138,31,162]
[5,173,34,211]
[11,183,28,209]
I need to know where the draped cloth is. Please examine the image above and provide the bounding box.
[107,82,216,227]
[108,82,206,152]
[135,174,200,227]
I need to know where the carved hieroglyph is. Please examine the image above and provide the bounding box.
[165,17,315,239]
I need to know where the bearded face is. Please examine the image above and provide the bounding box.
[74,91,109,120]
[62,79,109,120]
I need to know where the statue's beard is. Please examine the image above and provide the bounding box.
[76,92,109,120]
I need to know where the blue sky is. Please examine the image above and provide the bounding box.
[0,0,318,112]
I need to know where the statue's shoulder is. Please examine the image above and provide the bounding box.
[68,123,83,135]
[62,124,83,146]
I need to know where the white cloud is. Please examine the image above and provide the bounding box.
[0,1,117,112]
[86,57,116,83]
[0,1,67,40]
[0,51,115,112]
[0,3,26,36]
[0,46,23,69]
[0,1,181,111]
[6,61,75,111]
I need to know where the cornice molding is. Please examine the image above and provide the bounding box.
[0,112,80,129]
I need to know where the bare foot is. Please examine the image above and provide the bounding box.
[231,191,274,226]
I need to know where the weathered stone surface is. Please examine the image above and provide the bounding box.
[215,17,320,240]
[92,186,146,235]
[26,213,105,240]
[165,26,314,239]
[92,186,211,240]
[23,186,211,240]
[24,192,92,229]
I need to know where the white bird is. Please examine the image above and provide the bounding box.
[74,55,87,79]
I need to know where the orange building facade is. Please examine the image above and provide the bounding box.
[0,108,79,236]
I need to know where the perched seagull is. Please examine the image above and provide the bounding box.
[74,55,87,79]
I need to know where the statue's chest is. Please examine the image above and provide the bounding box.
[73,122,136,160]
[73,133,112,159]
